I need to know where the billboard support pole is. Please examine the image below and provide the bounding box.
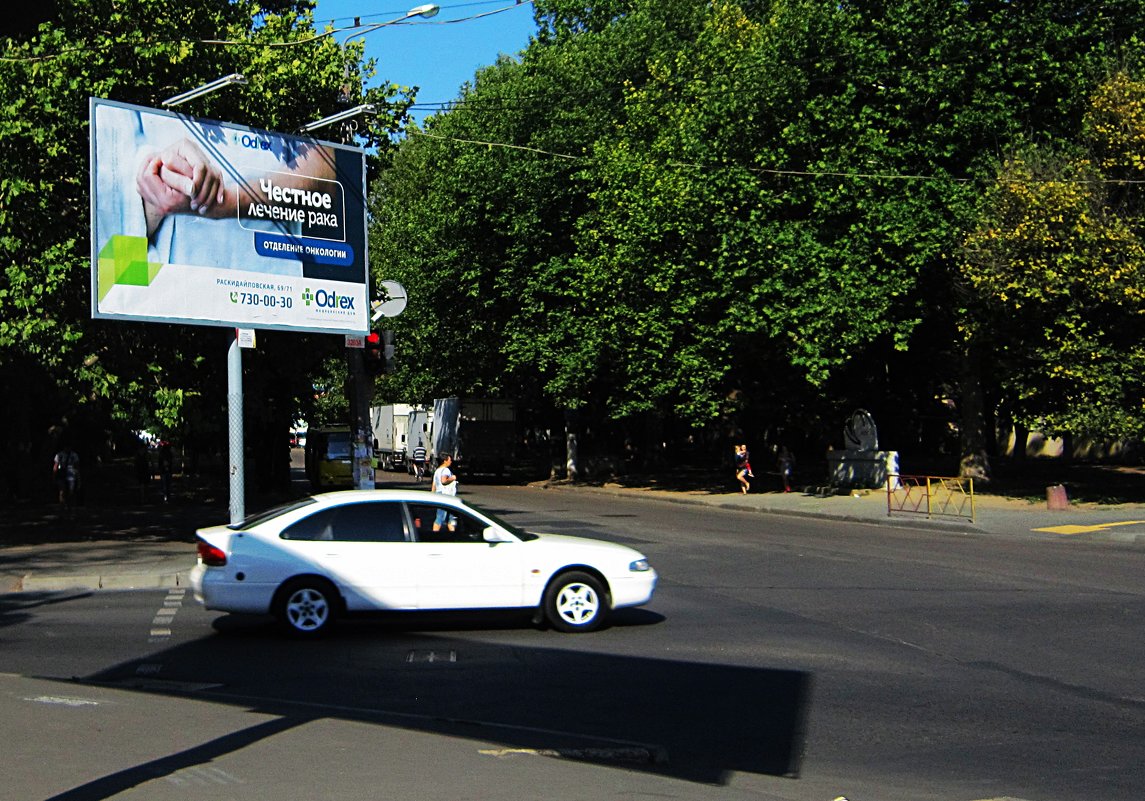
[228,330,245,524]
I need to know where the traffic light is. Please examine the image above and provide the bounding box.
[363,331,385,375]
[382,329,396,373]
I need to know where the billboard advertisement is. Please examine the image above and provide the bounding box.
[90,98,369,334]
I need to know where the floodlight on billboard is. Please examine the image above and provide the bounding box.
[89,98,369,335]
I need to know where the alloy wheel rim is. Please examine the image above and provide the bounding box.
[287,588,329,630]
[556,583,599,625]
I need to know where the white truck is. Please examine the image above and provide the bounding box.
[431,397,517,480]
[370,403,416,471]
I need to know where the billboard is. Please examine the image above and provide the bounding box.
[90,98,369,334]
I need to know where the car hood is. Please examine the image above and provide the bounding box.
[525,531,646,558]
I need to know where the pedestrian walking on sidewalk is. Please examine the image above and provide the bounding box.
[431,454,459,531]
[411,440,427,481]
[735,443,751,494]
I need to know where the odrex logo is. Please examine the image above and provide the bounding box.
[233,132,271,151]
[302,288,355,310]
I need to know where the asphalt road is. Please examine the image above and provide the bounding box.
[2,485,1143,801]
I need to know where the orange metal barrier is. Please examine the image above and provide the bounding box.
[886,474,975,523]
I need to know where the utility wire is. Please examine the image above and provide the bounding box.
[410,129,1145,186]
[0,1,533,61]
[318,0,527,26]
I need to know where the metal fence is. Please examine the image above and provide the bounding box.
[886,474,975,523]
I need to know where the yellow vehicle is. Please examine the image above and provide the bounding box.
[304,427,354,490]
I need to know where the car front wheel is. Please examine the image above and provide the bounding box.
[544,571,607,633]
[275,578,338,636]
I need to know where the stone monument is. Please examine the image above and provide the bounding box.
[826,409,900,489]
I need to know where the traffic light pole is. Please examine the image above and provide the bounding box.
[348,345,374,489]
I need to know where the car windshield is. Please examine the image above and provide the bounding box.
[464,501,539,541]
[229,497,317,530]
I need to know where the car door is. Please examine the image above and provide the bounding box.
[279,501,417,611]
[405,501,524,610]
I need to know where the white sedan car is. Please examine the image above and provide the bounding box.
[190,490,658,636]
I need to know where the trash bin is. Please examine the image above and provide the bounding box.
[1046,484,1069,510]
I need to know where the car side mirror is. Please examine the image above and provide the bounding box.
[483,526,512,544]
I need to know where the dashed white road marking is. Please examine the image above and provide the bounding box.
[165,765,244,787]
[406,650,457,663]
[25,695,102,707]
[149,588,185,642]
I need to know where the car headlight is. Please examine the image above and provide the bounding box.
[629,558,651,572]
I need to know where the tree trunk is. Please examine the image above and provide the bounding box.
[1013,422,1029,461]
[958,345,991,481]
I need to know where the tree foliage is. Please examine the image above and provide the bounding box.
[0,0,414,480]
[961,70,1145,440]
[373,0,1145,472]
[6,0,1145,485]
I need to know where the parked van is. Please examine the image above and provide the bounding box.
[304,427,354,490]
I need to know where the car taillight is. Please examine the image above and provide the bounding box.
[197,539,227,567]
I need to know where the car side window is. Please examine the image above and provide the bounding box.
[331,502,407,543]
[280,508,337,541]
[280,503,406,542]
[407,502,486,544]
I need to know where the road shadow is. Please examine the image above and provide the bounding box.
[71,617,809,786]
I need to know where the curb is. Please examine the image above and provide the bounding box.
[19,569,193,593]
[711,499,984,533]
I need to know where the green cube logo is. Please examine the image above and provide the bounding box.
[96,235,163,302]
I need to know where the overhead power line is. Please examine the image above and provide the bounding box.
[409,130,1145,186]
[0,0,534,61]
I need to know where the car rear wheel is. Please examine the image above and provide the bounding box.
[544,571,607,633]
[275,578,339,637]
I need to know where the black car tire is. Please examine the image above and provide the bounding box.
[544,571,608,633]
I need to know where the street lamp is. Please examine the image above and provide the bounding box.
[346,3,440,42]
[298,103,376,134]
[299,3,437,490]
[161,73,247,107]
[298,4,439,131]
[337,4,439,104]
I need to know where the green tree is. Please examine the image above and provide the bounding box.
[0,0,414,490]
[371,0,1145,477]
[961,70,1145,446]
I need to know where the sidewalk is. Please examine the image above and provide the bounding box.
[548,480,1145,543]
[3,476,1144,595]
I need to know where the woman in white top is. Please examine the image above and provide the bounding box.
[431,454,458,531]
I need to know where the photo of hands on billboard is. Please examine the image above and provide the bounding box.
[90,98,369,334]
